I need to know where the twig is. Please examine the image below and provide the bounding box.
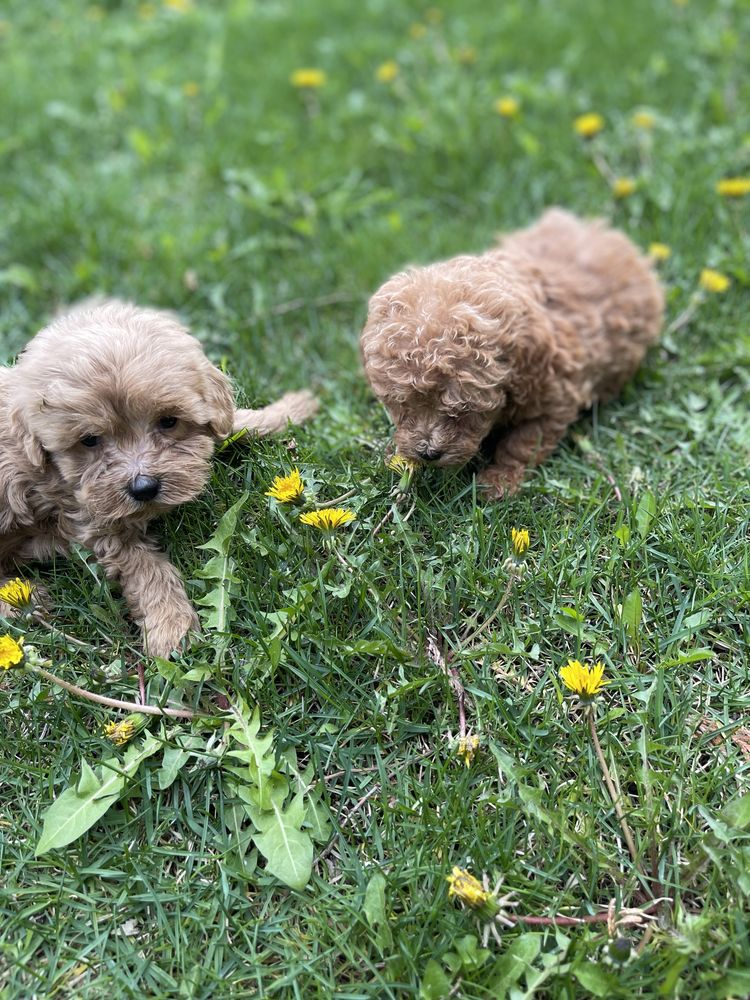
[26,663,198,719]
[588,709,641,871]
[315,488,357,508]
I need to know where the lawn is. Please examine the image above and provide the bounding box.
[1,0,750,996]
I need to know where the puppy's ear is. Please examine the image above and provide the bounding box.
[200,362,235,439]
[7,403,47,469]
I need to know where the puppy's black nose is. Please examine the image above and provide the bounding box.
[128,475,161,502]
[416,447,444,462]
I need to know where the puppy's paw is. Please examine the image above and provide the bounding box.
[476,466,525,501]
[143,606,200,659]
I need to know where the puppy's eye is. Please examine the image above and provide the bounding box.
[80,435,100,448]
[158,416,178,430]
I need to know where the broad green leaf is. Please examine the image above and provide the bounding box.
[157,747,191,790]
[419,959,451,1000]
[572,963,618,996]
[35,734,161,855]
[614,524,631,545]
[364,871,393,951]
[722,792,750,831]
[489,933,542,993]
[620,587,642,640]
[635,491,656,538]
[251,792,313,890]
[452,934,490,971]
[228,702,276,808]
[304,796,332,843]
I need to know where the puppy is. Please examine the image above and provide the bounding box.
[361,209,663,498]
[0,299,317,655]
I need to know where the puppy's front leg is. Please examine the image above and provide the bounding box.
[477,409,577,500]
[92,533,199,658]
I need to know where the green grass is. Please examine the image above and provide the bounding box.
[2,0,750,996]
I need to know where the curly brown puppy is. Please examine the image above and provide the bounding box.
[0,299,317,655]
[361,208,663,498]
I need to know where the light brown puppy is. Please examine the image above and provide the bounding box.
[361,208,663,498]
[0,299,317,655]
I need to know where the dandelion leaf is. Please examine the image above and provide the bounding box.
[197,494,248,556]
[488,933,542,994]
[721,792,750,831]
[364,871,393,951]
[157,746,191,790]
[419,959,452,1000]
[250,792,313,890]
[621,587,642,639]
[572,963,619,997]
[195,493,247,630]
[35,734,161,856]
[635,490,657,538]
[227,701,276,806]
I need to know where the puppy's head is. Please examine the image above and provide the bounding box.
[361,260,531,466]
[11,300,234,527]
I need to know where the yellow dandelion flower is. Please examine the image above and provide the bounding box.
[386,453,420,474]
[612,177,637,199]
[376,60,399,83]
[182,81,200,98]
[425,7,443,24]
[137,3,156,19]
[266,467,305,503]
[574,112,605,138]
[409,22,427,40]
[0,635,24,670]
[104,714,148,746]
[648,242,671,261]
[290,68,327,89]
[104,720,136,745]
[457,734,480,767]
[0,578,36,612]
[447,867,493,908]
[699,268,730,293]
[511,528,530,558]
[163,0,193,11]
[716,177,750,198]
[495,96,520,119]
[299,508,356,530]
[631,110,656,130]
[559,659,608,699]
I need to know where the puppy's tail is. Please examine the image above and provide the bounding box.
[232,389,319,437]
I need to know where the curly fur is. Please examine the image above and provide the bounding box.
[361,208,664,497]
[0,299,318,655]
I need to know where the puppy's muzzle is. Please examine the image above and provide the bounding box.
[416,446,444,462]
[128,475,161,502]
